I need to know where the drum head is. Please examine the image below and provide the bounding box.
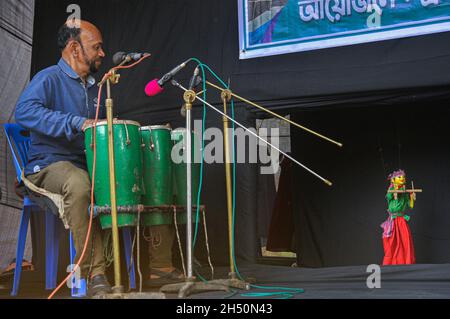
[83,119,141,132]
[140,125,171,131]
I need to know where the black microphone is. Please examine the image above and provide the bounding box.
[193,75,203,89]
[188,66,200,91]
[145,59,192,97]
[181,68,202,117]
[158,59,192,87]
[112,51,149,65]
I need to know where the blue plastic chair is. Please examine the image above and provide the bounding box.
[122,227,136,290]
[3,123,86,297]
[4,123,136,296]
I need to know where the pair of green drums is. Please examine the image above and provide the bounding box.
[84,120,200,229]
[142,127,201,227]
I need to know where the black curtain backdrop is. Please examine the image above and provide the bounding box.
[30,0,450,268]
[291,101,450,267]
[32,0,450,118]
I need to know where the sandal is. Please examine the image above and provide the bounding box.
[144,268,185,288]
[0,259,34,279]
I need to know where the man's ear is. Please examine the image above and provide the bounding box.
[67,40,80,57]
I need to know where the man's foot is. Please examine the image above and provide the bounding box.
[0,259,34,279]
[88,274,112,298]
[144,267,185,288]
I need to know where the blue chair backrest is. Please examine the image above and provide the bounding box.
[3,123,31,183]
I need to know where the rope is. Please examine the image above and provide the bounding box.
[173,206,187,277]
[137,211,143,292]
[202,208,214,280]
[142,226,153,243]
[86,228,96,283]
[103,231,114,268]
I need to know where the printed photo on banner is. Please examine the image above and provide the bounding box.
[238,0,450,59]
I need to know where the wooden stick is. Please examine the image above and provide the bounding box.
[388,189,423,194]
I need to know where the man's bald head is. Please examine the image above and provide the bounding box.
[57,19,105,78]
[57,19,102,52]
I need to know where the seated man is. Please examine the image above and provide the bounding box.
[15,19,110,297]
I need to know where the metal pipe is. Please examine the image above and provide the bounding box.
[94,205,205,214]
[206,81,343,148]
[106,79,123,293]
[184,91,195,279]
[222,94,236,277]
[172,80,333,186]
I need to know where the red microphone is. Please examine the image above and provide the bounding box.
[144,79,164,97]
[144,59,191,97]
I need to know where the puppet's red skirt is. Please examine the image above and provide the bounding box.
[382,216,416,265]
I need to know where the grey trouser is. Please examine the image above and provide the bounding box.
[148,225,175,269]
[27,161,105,278]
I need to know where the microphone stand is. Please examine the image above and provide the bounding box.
[176,88,252,292]
[202,80,342,291]
[160,87,232,298]
[99,67,125,295]
[94,56,166,299]
[162,79,340,297]
[210,88,250,290]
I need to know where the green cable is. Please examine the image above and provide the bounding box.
[223,290,239,299]
[187,59,304,299]
[190,60,232,249]
[190,58,206,248]
[240,285,304,299]
[194,268,210,284]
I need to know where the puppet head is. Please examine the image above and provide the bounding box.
[388,169,406,188]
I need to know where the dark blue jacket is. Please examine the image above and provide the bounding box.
[15,58,105,176]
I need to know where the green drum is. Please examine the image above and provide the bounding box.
[171,128,201,207]
[84,119,143,229]
[140,125,174,226]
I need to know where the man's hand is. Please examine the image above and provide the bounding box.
[81,119,96,132]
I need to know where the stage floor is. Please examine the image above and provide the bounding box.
[2,263,450,299]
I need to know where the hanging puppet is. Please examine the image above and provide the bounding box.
[381,169,422,265]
